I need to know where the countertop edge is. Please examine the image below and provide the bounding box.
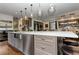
[8,31,78,38]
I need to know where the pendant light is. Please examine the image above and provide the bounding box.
[24,8,27,19]
[38,3,42,16]
[49,3,55,13]
[19,10,23,31]
[48,3,56,19]
[30,4,33,18]
[20,10,23,20]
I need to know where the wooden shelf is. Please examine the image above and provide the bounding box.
[58,19,79,22]
[64,39,77,42]
[62,49,72,55]
[63,37,79,55]
[64,38,79,42]
[58,17,79,33]
[58,16,79,22]
[63,45,79,55]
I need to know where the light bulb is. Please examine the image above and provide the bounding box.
[50,4,52,6]
[20,18,23,20]
[31,13,33,17]
[49,6,54,12]
[16,12,18,14]
[25,16,27,19]
[38,10,42,16]
[49,3,55,13]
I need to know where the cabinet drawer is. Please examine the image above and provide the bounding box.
[35,37,56,46]
[35,48,51,55]
[34,35,57,43]
[34,35,57,55]
[35,41,57,54]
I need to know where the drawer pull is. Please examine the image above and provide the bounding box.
[41,39,45,41]
[41,39,49,42]
[41,47,45,49]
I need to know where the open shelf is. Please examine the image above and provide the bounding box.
[62,38,79,55]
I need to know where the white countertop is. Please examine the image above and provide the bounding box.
[8,31,78,38]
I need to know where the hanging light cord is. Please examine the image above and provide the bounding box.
[20,10,23,18]
[25,8,27,16]
[39,3,40,9]
[30,4,33,14]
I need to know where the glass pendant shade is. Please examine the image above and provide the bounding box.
[38,10,42,16]
[24,16,27,19]
[24,8,27,19]
[49,3,55,13]
[49,6,54,12]
[30,4,33,18]
[31,13,33,17]
[38,3,42,16]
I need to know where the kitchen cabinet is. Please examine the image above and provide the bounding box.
[34,21,43,31]
[8,34,58,55]
[34,35,57,55]
[58,18,79,33]
[13,34,23,52]
[8,33,34,55]
[13,18,18,30]
[8,32,78,55]
[63,38,79,55]
[8,33,23,52]
[8,33,15,47]
[23,34,34,55]
[0,20,12,28]
[18,17,32,31]
[43,22,49,31]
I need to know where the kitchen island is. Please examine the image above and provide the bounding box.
[8,31,78,55]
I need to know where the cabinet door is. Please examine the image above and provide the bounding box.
[23,35,34,55]
[8,33,15,47]
[14,34,23,52]
[34,35,57,55]
[17,38,23,52]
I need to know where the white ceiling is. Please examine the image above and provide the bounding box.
[0,3,79,20]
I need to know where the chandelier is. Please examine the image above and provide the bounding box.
[17,3,55,20]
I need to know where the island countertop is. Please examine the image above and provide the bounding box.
[8,31,78,38]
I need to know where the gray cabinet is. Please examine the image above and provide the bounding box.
[8,33,58,55]
[34,35,57,55]
[8,33,15,47]
[14,34,23,52]
[8,33,23,52]
[8,33,34,54]
[23,34,34,55]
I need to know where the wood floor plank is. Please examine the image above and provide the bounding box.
[0,41,24,55]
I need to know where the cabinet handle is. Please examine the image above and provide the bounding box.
[41,47,45,49]
[20,34,22,40]
[41,39,45,41]
[41,39,49,42]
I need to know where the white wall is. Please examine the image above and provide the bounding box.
[0,13,13,21]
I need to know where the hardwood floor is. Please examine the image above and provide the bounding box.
[0,41,24,55]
